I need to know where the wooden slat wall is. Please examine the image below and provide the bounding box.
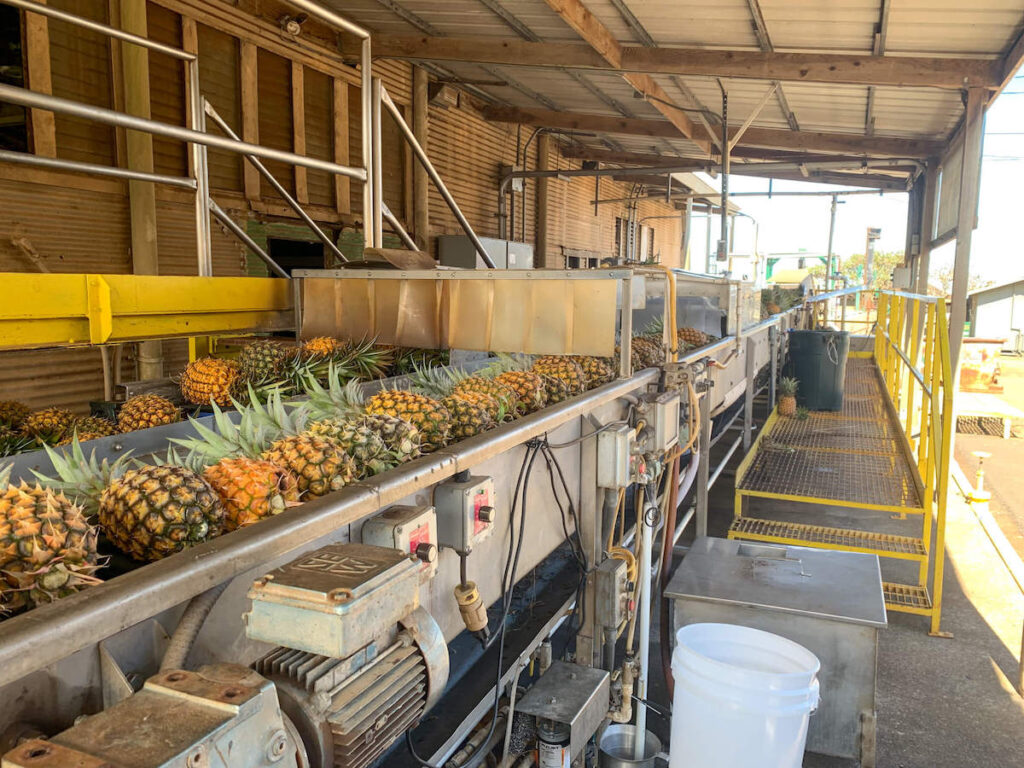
[155,197,247,276]
[0,347,114,414]
[427,101,536,252]
[197,22,243,192]
[347,84,405,225]
[304,67,334,209]
[49,0,115,165]
[256,47,293,201]
[147,2,187,177]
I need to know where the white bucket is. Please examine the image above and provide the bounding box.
[670,623,821,768]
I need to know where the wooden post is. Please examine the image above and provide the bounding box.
[291,62,307,204]
[23,0,56,157]
[333,79,350,214]
[915,160,939,295]
[536,132,552,267]
[412,66,429,249]
[949,88,985,372]
[240,42,260,200]
[120,0,162,379]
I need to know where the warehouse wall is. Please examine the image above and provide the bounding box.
[0,0,685,412]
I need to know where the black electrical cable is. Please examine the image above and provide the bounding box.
[406,440,539,768]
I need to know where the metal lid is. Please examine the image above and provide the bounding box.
[665,537,887,628]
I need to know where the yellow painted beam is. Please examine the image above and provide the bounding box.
[0,273,294,349]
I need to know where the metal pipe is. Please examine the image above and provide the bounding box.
[826,194,838,290]
[209,199,290,279]
[0,149,196,188]
[0,369,658,687]
[382,202,419,251]
[280,0,370,39]
[719,82,729,265]
[204,100,348,264]
[372,78,384,248]
[0,84,368,180]
[188,61,213,277]
[708,435,743,490]
[0,0,194,59]
[379,86,495,268]
[634,492,655,758]
[361,37,374,249]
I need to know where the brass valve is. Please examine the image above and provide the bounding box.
[454,581,489,642]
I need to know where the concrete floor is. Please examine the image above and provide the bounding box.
[654,415,1024,768]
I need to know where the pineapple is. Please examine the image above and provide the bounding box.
[539,374,571,406]
[262,435,356,498]
[390,347,450,376]
[531,356,586,396]
[117,394,181,432]
[22,407,76,444]
[58,416,118,444]
[365,390,451,452]
[451,378,516,421]
[306,418,392,477]
[495,370,546,415]
[100,464,226,561]
[202,457,298,531]
[632,335,665,368]
[343,339,394,381]
[358,414,422,464]
[678,327,711,349]
[302,336,344,358]
[0,466,102,612]
[570,356,615,389]
[180,358,240,407]
[778,377,799,417]
[0,401,30,430]
[237,340,291,383]
[441,395,495,441]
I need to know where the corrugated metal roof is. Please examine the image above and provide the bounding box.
[327,0,1024,166]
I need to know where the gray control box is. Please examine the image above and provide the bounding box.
[433,475,497,554]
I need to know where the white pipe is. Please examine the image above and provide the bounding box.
[634,498,654,758]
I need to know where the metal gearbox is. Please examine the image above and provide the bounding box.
[433,474,497,554]
[2,664,299,768]
[361,505,439,578]
[245,543,421,659]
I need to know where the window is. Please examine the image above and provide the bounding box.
[0,6,27,151]
[267,238,325,276]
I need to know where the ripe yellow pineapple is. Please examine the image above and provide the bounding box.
[261,435,356,498]
[22,407,76,444]
[0,401,30,430]
[532,356,587,396]
[58,416,118,444]
[570,356,615,389]
[538,374,572,406]
[100,464,226,561]
[0,469,102,612]
[365,390,451,452]
[180,358,240,407]
[441,395,495,441]
[117,394,181,432]
[778,377,799,417]
[202,457,299,531]
[678,327,711,349]
[302,336,344,358]
[305,418,392,477]
[493,370,546,414]
[452,378,516,421]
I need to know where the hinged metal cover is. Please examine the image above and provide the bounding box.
[246,543,420,658]
[516,661,610,760]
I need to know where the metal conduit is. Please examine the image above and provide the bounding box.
[0,370,657,687]
[208,199,290,279]
[204,100,348,264]
[0,149,197,188]
[0,84,368,181]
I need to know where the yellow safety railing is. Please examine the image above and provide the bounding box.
[873,291,953,635]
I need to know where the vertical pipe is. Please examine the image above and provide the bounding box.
[695,391,711,537]
[826,193,838,291]
[743,336,755,450]
[769,325,779,408]
[412,66,429,250]
[704,211,712,274]
[537,132,551,267]
[372,77,384,249]
[681,198,692,270]
[916,161,939,295]
[361,37,374,249]
[619,275,633,377]
[633,501,654,759]
[718,85,729,265]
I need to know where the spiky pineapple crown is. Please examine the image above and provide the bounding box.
[303,364,366,421]
[779,377,799,397]
[170,396,278,470]
[34,440,134,516]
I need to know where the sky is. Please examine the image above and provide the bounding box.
[686,72,1024,286]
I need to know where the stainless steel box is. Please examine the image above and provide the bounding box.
[665,537,886,765]
[516,661,610,761]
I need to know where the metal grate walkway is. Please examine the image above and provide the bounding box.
[731,356,934,616]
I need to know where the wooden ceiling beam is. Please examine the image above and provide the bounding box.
[480,104,945,157]
[372,35,1000,89]
[539,0,707,151]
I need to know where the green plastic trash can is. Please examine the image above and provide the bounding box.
[785,330,850,411]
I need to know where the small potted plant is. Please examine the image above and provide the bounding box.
[778,377,799,416]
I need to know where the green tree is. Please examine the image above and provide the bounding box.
[808,250,904,289]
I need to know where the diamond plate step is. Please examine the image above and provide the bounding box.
[728,517,927,560]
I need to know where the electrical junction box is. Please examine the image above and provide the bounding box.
[640,391,681,455]
[245,543,420,658]
[594,557,629,630]
[433,475,496,555]
[362,505,439,578]
[597,424,635,489]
